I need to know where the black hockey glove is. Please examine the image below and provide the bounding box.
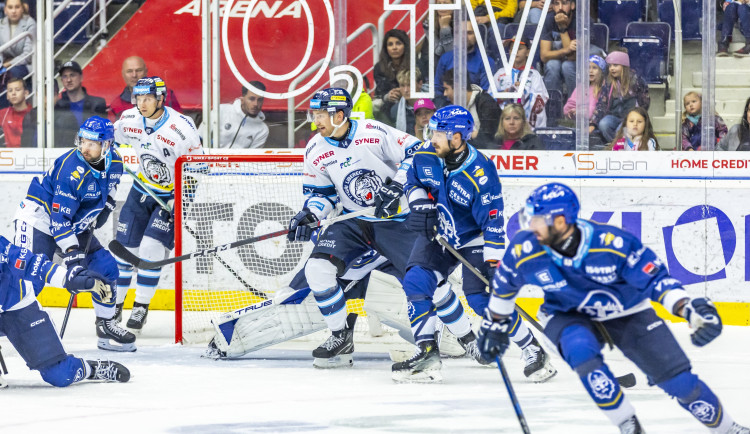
[477,308,511,361]
[683,297,722,347]
[374,177,403,218]
[95,196,117,229]
[479,260,498,283]
[287,208,319,242]
[406,199,438,239]
[64,266,113,304]
[62,248,86,269]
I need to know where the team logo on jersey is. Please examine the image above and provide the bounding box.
[587,370,616,401]
[578,290,624,319]
[437,203,460,246]
[342,169,383,207]
[473,167,484,177]
[688,401,717,424]
[70,170,81,180]
[140,154,171,186]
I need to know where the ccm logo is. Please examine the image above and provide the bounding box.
[30,318,46,327]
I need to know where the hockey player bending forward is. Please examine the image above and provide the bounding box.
[13,116,135,352]
[288,87,421,368]
[113,76,202,333]
[0,236,129,387]
[387,105,556,383]
[477,183,749,433]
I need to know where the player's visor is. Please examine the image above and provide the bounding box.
[519,203,555,230]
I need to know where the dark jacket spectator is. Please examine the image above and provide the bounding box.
[109,56,181,121]
[493,103,544,149]
[718,97,750,151]
[54,61,107,147]
[374,29,410,102]
[435,21,494,97]
[467,85,501,149]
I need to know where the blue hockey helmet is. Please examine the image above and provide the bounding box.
[425,105,474,142]
[131,76,167,104]
[76,115,114,171]
[308,87,353,118]
[521,183,580,229]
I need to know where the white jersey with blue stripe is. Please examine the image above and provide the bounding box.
[302,119,421,221]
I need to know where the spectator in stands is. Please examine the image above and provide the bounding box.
[718,96,750,151]
[21,79,57,147]
[0,0,35,107]
[539,0,577,97]
[441,68,501,148]
[203,81,269,148]
[517,0,546,24]
[493,103,544,149]
[109,56,181,121]
[589,50,650,142]
[493,37,548,129]
[718,0,750,57]
[385,69,425,132]
[435,21,495,97]
[54,60,107,147]
[609,107,659,151]
[0,76,30,147]
[680,91,727,151]
[418,0,454,69]
[374,29,410,112]
[564,54,606,119]
[413,98,436,141]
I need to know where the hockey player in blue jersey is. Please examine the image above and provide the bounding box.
[384,105,555,383]
[477,183,749,433]
[0,236,130,387]
[12,116,136,352]
[288,87,421,368]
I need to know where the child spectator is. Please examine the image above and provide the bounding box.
[609,107,659,151]
[718,0,750,57]
[413,98,436,141]
[589,50,650,142]
[493,103,545,149]
[718,96,750,151]
[680,91,728,151]
[564,54,606,119]
[493,37,549,129]
[442,68,501,148]
[0,76,30,147]
[384,69,424,132]
[374,29,410,111]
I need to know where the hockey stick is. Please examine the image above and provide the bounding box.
[122,165,261,297]
[110,207,376,270]
[60,227,95,338]
[0,344,7,389]
[497,355,531,434]
[436,235,637,388]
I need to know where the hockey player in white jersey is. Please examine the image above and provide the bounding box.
[288,87,422,368]
[112,76,203,332]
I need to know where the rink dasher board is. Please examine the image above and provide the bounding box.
[0,148,747,324]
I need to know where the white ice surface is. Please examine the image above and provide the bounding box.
[1,307,748,434]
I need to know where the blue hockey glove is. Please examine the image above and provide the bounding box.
[477,308,511,360]
[62,248,86,269]
[406,199,438,238]
[684,297,722,347]
[374,177,403,218]
[95,196,117,229]
[64,266,113,303]
[287,208,319,242]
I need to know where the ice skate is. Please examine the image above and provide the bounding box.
[727,422,750,434]
[618,415,645,434]
[312,327,354,368]
[521,338,557,382]
[126,302,149,333]
[391,340,442,383]
[458,331,491,365]
[202,338,227,360]
[86,360,130,383]
[96,317,137,352]
[435,319,466,358]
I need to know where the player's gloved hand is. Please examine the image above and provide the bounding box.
[374,177,403,218]
[95,196,117,229]
[406,198,438,239]
[287,208,319,242]
[683,297,722,346]
[62,248,86,269]
[64,266,113,303]
[477,308,511,361]
[479,260,498,283]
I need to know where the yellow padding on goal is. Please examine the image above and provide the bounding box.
[38,287,750,326]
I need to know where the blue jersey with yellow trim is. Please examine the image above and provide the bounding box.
[0,236,59,312]
[405,142,505,261]
[22,149,123,251]
[490,220,684,320]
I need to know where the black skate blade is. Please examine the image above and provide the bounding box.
[617,373,636,388]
